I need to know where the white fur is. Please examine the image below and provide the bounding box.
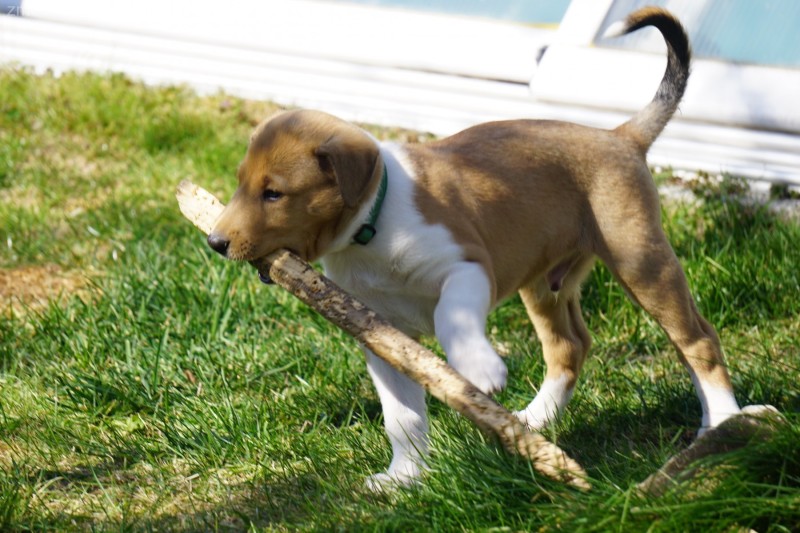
[322,143,464,338]
[323,143,504,490]
[602,20,628,39]
[434,262,507,395]
[691,373,741,433]
[690,377,780,438]
[363,348,428,491]
[513,373,574,430]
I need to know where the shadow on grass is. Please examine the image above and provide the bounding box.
[133,470,388,531]
[568,402,695,461]
[21,399,792,532]
[563,377,798,481]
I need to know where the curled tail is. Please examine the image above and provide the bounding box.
[605,7,691,152]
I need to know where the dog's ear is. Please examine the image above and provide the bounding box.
[315,130,381,209]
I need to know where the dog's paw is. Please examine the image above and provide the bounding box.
[364,471,419,493]
[697,404,782,437]
[513,407,549,431]
[449,341,508,395]
[364,455,425,493]
[513,375,574,431]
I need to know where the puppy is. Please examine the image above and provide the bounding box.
[207,7,765,490]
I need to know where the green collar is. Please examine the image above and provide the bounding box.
[352,165,388,245]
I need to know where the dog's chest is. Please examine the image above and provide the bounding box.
[321,229,463,337]
[320,144,468,337]
[326,262,438,335]
[321,253,439,337]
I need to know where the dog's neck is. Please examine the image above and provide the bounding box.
[351,164,388,246]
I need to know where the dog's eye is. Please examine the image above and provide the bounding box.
[262,189,283,202]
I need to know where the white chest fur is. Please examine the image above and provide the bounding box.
[321,144,465,337]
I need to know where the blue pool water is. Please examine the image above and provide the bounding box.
[600,0,800,68]
[326,0,571,25]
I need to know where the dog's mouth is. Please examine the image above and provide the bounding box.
[251,247,302,285]
[248,258,275,285]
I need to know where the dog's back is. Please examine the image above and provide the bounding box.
[399,8,691,301]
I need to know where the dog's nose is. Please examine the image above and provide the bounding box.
[207,233,230,256]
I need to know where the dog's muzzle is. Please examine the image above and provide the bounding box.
[207,233,230,257]
[207,232,274,284]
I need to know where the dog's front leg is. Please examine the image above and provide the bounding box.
[364,348,429,491]
[434,262,508,395]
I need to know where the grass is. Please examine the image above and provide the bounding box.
[1,67,799,532]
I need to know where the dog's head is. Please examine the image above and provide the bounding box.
[207,109,383,262]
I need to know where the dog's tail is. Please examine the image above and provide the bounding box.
[606,7,690,152]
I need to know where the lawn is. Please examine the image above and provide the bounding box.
[1,68,798,532]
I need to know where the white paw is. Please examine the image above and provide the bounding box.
[364,470,419,493]
[513,408,549,431]
[364,454,425,493]
[449,340,508,395]
[513,375,574,431]
[698,411,738,437]
[698,404,781,437]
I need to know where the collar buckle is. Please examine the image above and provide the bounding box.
[352,224,377,245]
[351,165,388,246]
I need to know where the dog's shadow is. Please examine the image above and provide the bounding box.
[130,393,794,531]
[555,392,702,479]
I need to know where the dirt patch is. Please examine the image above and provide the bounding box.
[0,186,43,211]
[0,264,92,315]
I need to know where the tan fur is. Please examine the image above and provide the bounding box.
[209,7,734,415]
[214,109,734,393]
[211,110,384,261]
[408,119,731,389]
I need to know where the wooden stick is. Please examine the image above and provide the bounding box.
[176,179,590,490]
[638,405,782,497]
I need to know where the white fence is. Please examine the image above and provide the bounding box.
[2,0,799,184]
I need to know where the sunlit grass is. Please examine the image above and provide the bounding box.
[1,67,798,531]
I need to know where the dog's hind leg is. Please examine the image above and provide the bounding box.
[596,216,741,433]
[514,282,592,430]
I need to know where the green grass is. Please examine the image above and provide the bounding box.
[1,67,799,532]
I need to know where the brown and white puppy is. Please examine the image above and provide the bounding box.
[208,8,768,490]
